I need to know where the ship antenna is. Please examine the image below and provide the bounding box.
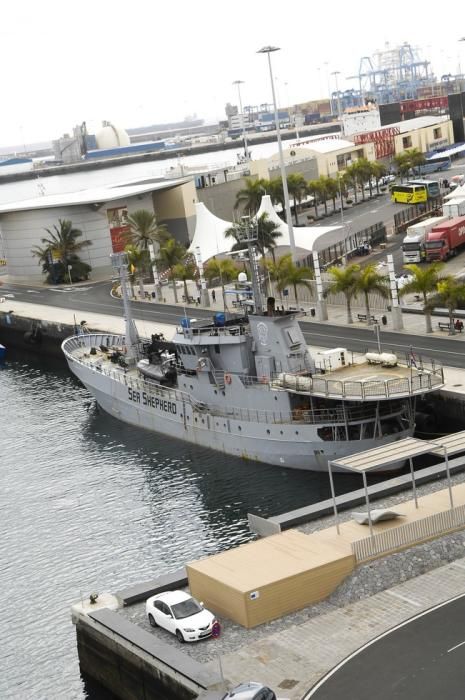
[110,252,140,361]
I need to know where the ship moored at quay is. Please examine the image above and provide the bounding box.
[62,244,444,473]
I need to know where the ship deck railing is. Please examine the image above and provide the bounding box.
[270,362,444,400]
[63,338,406,427]
[176,322,248,338]
[206,400,408,426]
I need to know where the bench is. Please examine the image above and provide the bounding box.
[182,295,195,304]
[357,313,378,323]
[438,322,463,332]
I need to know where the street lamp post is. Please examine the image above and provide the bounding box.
[459,38,465,92]
[195,246,210,307]
[324,62,333,116]
[331,71,342,119]
[257,45,296,261]
[148,243,162,301]
[232,80,250,162]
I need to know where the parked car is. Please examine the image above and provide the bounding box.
[222,682,277,699]
[145,590,218,643]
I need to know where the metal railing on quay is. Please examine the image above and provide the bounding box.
[351,503,465,562]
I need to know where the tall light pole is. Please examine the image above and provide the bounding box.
[257,45,296,261]
[332,71,342,119]
[459,38,465,92]
[232,80,250,161]
[324,62,333,116]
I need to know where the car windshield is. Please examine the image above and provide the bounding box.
[171,597,202,619]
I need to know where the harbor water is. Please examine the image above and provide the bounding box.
[1,351,381,699]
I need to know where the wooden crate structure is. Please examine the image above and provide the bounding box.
[187,530,354,628]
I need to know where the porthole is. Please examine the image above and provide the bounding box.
[266,429,270,434]
[280,430,283,435]
[238,426,242,431]
[295,430,299,435]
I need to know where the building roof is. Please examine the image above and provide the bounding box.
[298,138,356,154]
[330,432,465,473]
[389,115,449,134]
[0,177,191,214]
[188,195,343,261]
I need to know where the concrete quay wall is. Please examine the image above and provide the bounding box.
[76,610,223,700]
[73,571,224,700]
[0,310,76,359]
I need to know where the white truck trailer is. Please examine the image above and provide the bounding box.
[443,197,465,218]
[402,216,448,264]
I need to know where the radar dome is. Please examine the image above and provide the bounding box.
[95,121,130,149]
[238,272,248,283]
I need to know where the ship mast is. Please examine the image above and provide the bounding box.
[111,252,140,360]
[236,216,264,314]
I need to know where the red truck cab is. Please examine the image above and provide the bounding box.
[425,216,465,262]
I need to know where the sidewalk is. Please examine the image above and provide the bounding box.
[207,553,465,698]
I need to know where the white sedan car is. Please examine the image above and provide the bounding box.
[145,590,218,642]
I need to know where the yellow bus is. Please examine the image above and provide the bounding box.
[391,184,427,204]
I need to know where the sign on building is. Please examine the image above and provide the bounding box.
[107,206,130,253]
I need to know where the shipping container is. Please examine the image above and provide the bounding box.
[425,216,465,261]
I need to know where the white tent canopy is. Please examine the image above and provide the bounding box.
[189,195,343,261]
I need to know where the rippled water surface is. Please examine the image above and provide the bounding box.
[1,353,367,699]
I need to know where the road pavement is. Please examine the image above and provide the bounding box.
[306,592,465,700]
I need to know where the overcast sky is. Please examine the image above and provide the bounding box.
[1,0,464,148]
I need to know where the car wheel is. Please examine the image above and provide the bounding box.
[175,629,185,643]
[148,614,157,628]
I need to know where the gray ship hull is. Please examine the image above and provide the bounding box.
[67,357,411,473]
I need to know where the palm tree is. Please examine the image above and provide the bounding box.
[172,259,198,304]
[158,238,186,303]
[33,219,92,284]
[256,213,282,261]
[325,176,340,213]
[287,173,307,224]
[345,164,359,203]
[267,254,313,303]
[354,263,390,325]
[204,257,239,309]
[268,177,285,218]
[126,209,169,251]
[316,176,331,215]
[41,219,92,265]
[398,263,445,333]
[234,177,268,215]
[405,148,426,176]
[324,264,361,324]
[352,159,372,201]
[125,244,147,298]
[370,161,388,194]
[427,277,465,335]
[307,179,323,218]
[393,152,412,182]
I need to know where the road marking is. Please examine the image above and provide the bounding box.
[448,640,465,653]
[385,590,421,607]
[303,591,465,698]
